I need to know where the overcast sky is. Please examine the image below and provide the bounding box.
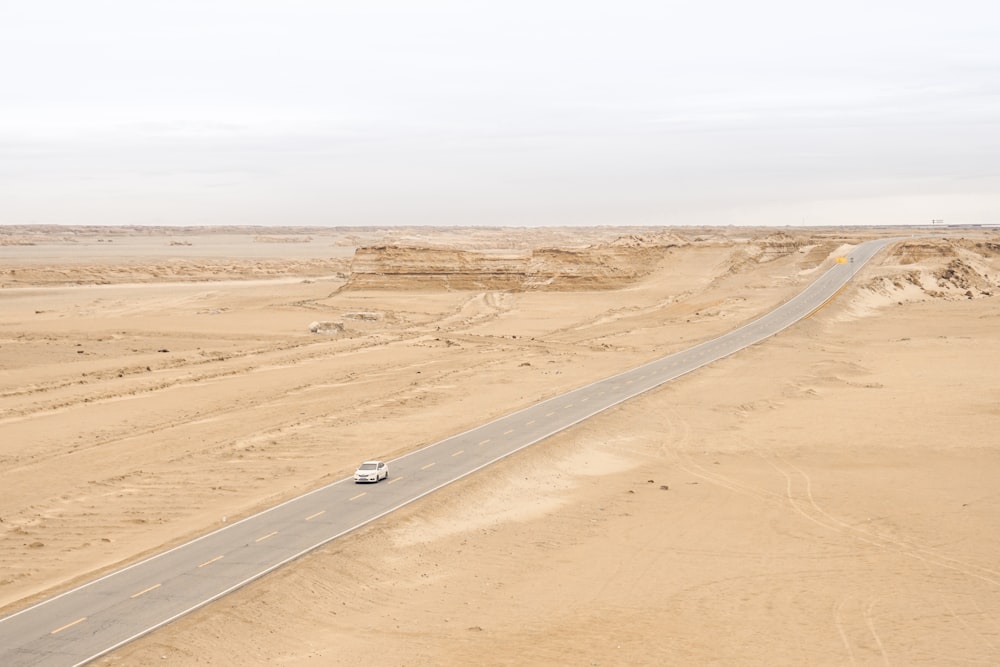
[2,1,998,227]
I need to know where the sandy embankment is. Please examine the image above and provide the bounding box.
[1,226,998,665]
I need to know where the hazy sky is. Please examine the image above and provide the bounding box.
[2,1,998,227]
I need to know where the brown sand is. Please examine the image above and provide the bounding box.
[1,225,998,665]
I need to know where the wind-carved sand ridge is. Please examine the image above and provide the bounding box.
[0,225,998,665]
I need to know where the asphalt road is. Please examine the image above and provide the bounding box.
[0,238,897,666]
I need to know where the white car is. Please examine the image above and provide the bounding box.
[353,460,388,483]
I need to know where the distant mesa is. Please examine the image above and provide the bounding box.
[345,234,689,291]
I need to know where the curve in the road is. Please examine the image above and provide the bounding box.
[0,238,898,667]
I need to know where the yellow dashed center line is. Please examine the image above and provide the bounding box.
[388,476,402,484]
[478,439,490,445]
[131,583,161,599]
[51,617,87,634]
[503,429,514,435]
[546,412,555,417]
[581,397,589,402]
[526,420,536,425]
[199,555,223,568]
[256,531,278,542]
[421,462,436,470]
[452,450,464,457]
[305,510,325,521]
[350,492,367,501]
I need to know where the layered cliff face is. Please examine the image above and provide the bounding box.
[345,238,688,291]
[344,231,848,291]
[346,246,531,290]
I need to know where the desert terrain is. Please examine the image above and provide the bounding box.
[1,224,998,665]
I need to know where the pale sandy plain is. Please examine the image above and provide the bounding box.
[1,225,998,666]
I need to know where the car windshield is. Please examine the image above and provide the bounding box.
[359,463,377,470]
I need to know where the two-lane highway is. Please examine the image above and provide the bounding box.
[0,238,897,666]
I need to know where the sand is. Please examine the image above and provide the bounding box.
[1,225,998,665]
